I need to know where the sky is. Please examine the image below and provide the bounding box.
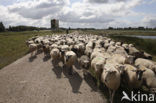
[0,0,156,28]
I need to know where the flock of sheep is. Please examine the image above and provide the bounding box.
[26,32,156,103]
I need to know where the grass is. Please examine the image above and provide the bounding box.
[79,29,156,36]
[0,30,65,69]
[110,35,156,61]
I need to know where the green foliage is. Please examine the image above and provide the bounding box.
[0,22,5,32]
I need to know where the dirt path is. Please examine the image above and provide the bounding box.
[0,53,107,103]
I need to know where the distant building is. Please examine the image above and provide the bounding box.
[51,19,59,30]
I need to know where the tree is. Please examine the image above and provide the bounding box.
[0,22,5,32]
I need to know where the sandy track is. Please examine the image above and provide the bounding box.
[0,53,106,103]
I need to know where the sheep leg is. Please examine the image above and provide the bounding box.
[68,66,73,75]
[111,90,115,103]
[109,89,112,103]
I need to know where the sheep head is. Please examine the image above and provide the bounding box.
[132,68,146,81]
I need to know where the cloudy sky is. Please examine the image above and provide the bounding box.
[0,0,156,28]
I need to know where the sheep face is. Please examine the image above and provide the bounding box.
[83,60,90,68]
[65,55,72,62]
[132,69,146,81]
[104,70,117,83]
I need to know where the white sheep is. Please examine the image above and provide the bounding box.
[64,51,77,75]
[101,63,121,103]
[135,58,156,73]
[29,43,37,57]
[122,64,146,88]
[50,48,61,64]
[91,56,106,82]
[141,66,156,89]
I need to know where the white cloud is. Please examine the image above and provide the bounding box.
[0,0,155,28]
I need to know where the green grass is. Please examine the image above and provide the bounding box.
[0,30,65,69]
[110,35,156,61]
[79,29,156,36]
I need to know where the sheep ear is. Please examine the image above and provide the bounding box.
[143,70,146,72]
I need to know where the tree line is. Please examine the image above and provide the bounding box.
[0,21,156,32]
[0,22,50,32]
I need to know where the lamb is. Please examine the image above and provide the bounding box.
[135,58,156,73]
[122,64,146,88]
[64,51,77,75]
[101,63,121,103]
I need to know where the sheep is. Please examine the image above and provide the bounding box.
[143,52,152,60]
[50,48,61,65]
[91,56,106,84]
[64,51,77,75]
[115,42,122,47]
[85,41,95,57]
[101,63,121,103]
[114,46,128,56]
[106,54,134,65]
[122,64,146,88]
[122,43,129,50]
[128,46,143,58]
[79,55,90,75]
[135,58,156,74]
[107,45,116,54]
[109,41,115,46]
[28,43,38,57]
[26,40,34,47]
[90,48,106,60]
[42,44,50,57]
[141,66,156,90]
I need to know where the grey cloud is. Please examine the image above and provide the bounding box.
[58,10,114,24]
[8,0,66,19]
[147,19,156,28]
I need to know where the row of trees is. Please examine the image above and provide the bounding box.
[0,22,50,32]
[1,21,156,32]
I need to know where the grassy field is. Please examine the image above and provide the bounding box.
[110,35,156,61]
[0,30,65,69]
[79,29,156,36]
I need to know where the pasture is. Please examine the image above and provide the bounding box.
[0,30,65,69]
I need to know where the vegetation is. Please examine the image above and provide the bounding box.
[110,35,156,61]
[0,22,5,32]
[0,30,65,69]
[79,29,156,36]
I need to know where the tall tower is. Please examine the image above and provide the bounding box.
[51,19,59,30]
